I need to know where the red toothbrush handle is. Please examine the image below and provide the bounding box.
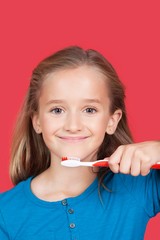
[151,164,160,169]
[93,161,160,169]
[93,161,109,167]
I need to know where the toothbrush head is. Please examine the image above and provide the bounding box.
[61,156,81,167]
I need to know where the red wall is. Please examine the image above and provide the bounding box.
[0,1,160,239]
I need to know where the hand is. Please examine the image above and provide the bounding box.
[107,141,160,176]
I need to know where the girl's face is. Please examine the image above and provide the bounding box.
[32,66,121,162]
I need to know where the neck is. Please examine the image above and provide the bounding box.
[49,153,98,185]
[48,159,97,188]
[31,158,97,201]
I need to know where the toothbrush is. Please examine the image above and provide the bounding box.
[61,157,160,169]
[61,157,109,167]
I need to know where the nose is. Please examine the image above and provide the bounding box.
[64,112,82,133]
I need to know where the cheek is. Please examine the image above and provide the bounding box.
[39,115,60,133]
[89,117,108,136]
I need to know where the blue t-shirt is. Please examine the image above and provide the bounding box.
[0,170,160,240]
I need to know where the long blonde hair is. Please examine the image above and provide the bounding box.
[10,46,133,185]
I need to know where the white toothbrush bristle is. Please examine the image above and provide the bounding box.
[67,157,80,161]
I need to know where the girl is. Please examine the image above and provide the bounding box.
[0,46,160,240]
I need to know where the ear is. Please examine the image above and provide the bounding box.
[32,113,42,134]
[106,109,122,135]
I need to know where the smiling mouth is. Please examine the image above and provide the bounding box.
[58,136,88,143]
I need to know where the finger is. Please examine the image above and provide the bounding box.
[130,157,141,176]
[140,156,152,176]
[132,150,151,176]
[108,145,125,173]
[108,162,120,173]
[119,146,134,174]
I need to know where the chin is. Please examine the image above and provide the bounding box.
[52,148,98,162]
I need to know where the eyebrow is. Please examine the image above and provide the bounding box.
[46,100,65,105]
[46,98,102,105]
[82,98,101,104]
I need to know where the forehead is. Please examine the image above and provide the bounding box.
[40,66,110,101]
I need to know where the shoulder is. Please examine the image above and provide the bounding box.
[117,169,160,190]
[113,170,160,216]
[0,178,31,210]
[103,169,160,200]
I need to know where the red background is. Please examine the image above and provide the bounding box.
[0,1,160,239]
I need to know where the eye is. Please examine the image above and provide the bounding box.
[84,107,97,114]
[51,107,64,114]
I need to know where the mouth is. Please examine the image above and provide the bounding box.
[58,136,89,143]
